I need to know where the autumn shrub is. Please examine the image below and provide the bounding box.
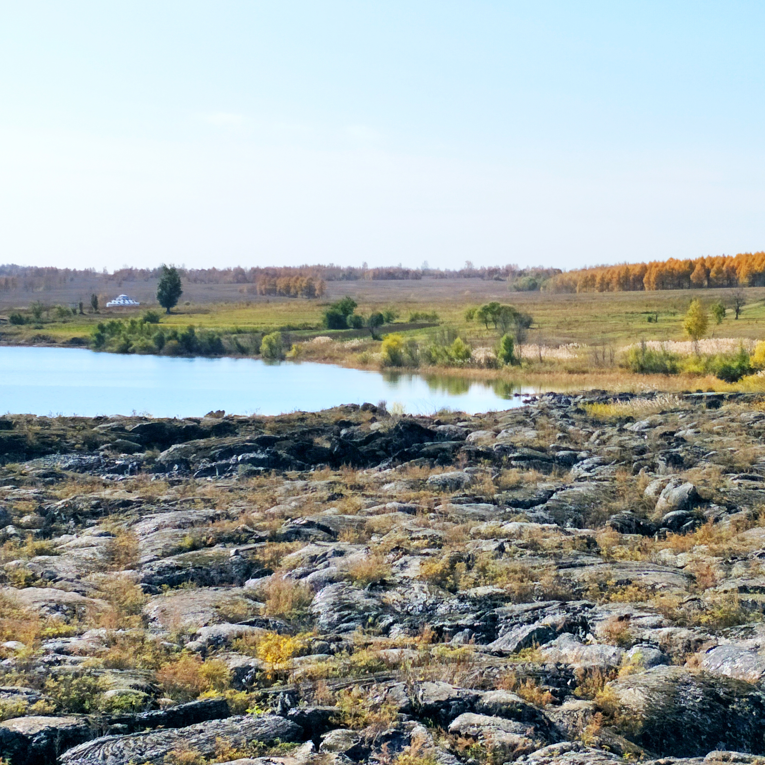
[381,334,406,367]
[600,616,635,647]
[497,674,553,707]
[232,630,306,671]
[419,552,467,592]
[751,340,765,369]
[333,686,398,731]
[156,654,231,702]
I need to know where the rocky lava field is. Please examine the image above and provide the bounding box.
[3,393,765,764]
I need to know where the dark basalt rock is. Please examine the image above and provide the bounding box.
[609,666,765,757]
[59,714,303,765]
[0,716,94,765]
[606,512,657,536]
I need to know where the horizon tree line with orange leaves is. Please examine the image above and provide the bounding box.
[546,252,765,293]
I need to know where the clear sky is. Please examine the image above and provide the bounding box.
[2,1,765,271]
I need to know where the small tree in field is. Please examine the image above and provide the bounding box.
[90,294,99,313]
[683,299,708,354]
[711,300,726,325]
[497,334,515,365]
[157,265,183,314]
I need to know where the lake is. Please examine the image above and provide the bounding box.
[0,346,535,417]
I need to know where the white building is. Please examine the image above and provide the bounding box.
[106,294,140,308]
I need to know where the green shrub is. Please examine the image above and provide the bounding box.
[408,310,439,322]
[624,343,679,374]
[323,296,358,329]
[45,674,104,713]
[153,329,166,351]
[703,347,752,382]
[678,347,752,381]
[8,313,26,325]
[449,337,472,364]
[261,332,284,360]
[142,310,161,324]
[54,305,74,320]
[323,308,347,329]
[497,334,515,365]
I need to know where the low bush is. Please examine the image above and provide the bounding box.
[624,343,679,374]
[408,310,439,322]
[679,346,752,382]
[381,334,419,367]
[260,331,284,360]
[156,653,232,702]
[421,336,473,367]
[92,319,225,356]
[44,674,104,713]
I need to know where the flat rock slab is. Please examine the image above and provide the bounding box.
[142,587,258,632]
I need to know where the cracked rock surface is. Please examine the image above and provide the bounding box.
[2,393,765,763]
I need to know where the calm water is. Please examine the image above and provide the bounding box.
[0,346,535,417]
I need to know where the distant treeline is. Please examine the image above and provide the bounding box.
[11,254,765,296]
[0,263,562,293]
[546,253,765,293]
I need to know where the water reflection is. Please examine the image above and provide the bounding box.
[382,371,522,398]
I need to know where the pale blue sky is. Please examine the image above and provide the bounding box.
[2,1,764,270]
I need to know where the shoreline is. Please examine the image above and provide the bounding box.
[0,334,749,396]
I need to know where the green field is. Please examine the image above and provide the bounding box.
[6,281,765,353]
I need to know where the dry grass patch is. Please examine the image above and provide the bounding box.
[261,574,313,620]
[584,394,685,420]
[105,528,140,569]
[94,574,147,628]
[497,673,553,707]
[347,553,391,586]
[253,541,302,571]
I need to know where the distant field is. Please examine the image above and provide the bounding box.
[2,277,765,350]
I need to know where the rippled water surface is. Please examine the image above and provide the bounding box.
[0,346,537,416]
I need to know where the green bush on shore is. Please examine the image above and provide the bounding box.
[625,341,754,382]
